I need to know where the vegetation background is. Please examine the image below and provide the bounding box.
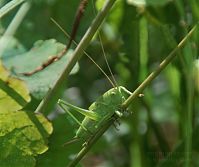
[0,0,199,167]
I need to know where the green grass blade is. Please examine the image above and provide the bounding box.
[0,0,26,19]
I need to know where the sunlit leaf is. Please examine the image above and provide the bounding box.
[0,61,30,113]
[0,111,53,167]
[36,115,81,167]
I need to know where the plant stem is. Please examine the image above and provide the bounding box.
[142,99,170,153]
[67,119,114,167]
[122,24,197,108]
[0,2,30,56]
[35,0,117,114]
[0,0,26,19]
[185,73,194,167]
[66,24,197,167]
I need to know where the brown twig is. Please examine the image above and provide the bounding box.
[66,0,88,50]
[23,0,88,76]
[23,49,66,76]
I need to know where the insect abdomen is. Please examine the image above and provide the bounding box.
[76,117,98,139]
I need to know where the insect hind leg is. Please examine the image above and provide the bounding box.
[62,137,81,146]
[58,101,89,133]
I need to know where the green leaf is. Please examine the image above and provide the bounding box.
[0,61,30,113]
[165,64,180,97]
[96,0,124,36]
[2,39,79,99]
[0,111,53,167]
[36,115,81,167]
[194,59,199,92]
[127,0,171,6]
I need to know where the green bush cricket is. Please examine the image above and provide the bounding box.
[58,86,132,145]
[56,24,133,144]
[53,1,135,145]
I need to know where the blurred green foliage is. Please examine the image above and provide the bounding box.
[0,0,199,167]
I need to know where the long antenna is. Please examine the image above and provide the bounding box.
[91,0,118,88]
[51,18,116,88]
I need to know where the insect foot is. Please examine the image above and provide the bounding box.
[113,119,121,131]
[81,132,95,147]
[82,141,89,147]
[115,110,123,117]
[124,108,133,116]
[138,93,144,97]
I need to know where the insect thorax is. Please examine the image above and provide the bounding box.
[89,86,130,116]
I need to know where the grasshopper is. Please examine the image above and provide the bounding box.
[56,25,133,144]
[58,86,132,145]
[56,0,134,145]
